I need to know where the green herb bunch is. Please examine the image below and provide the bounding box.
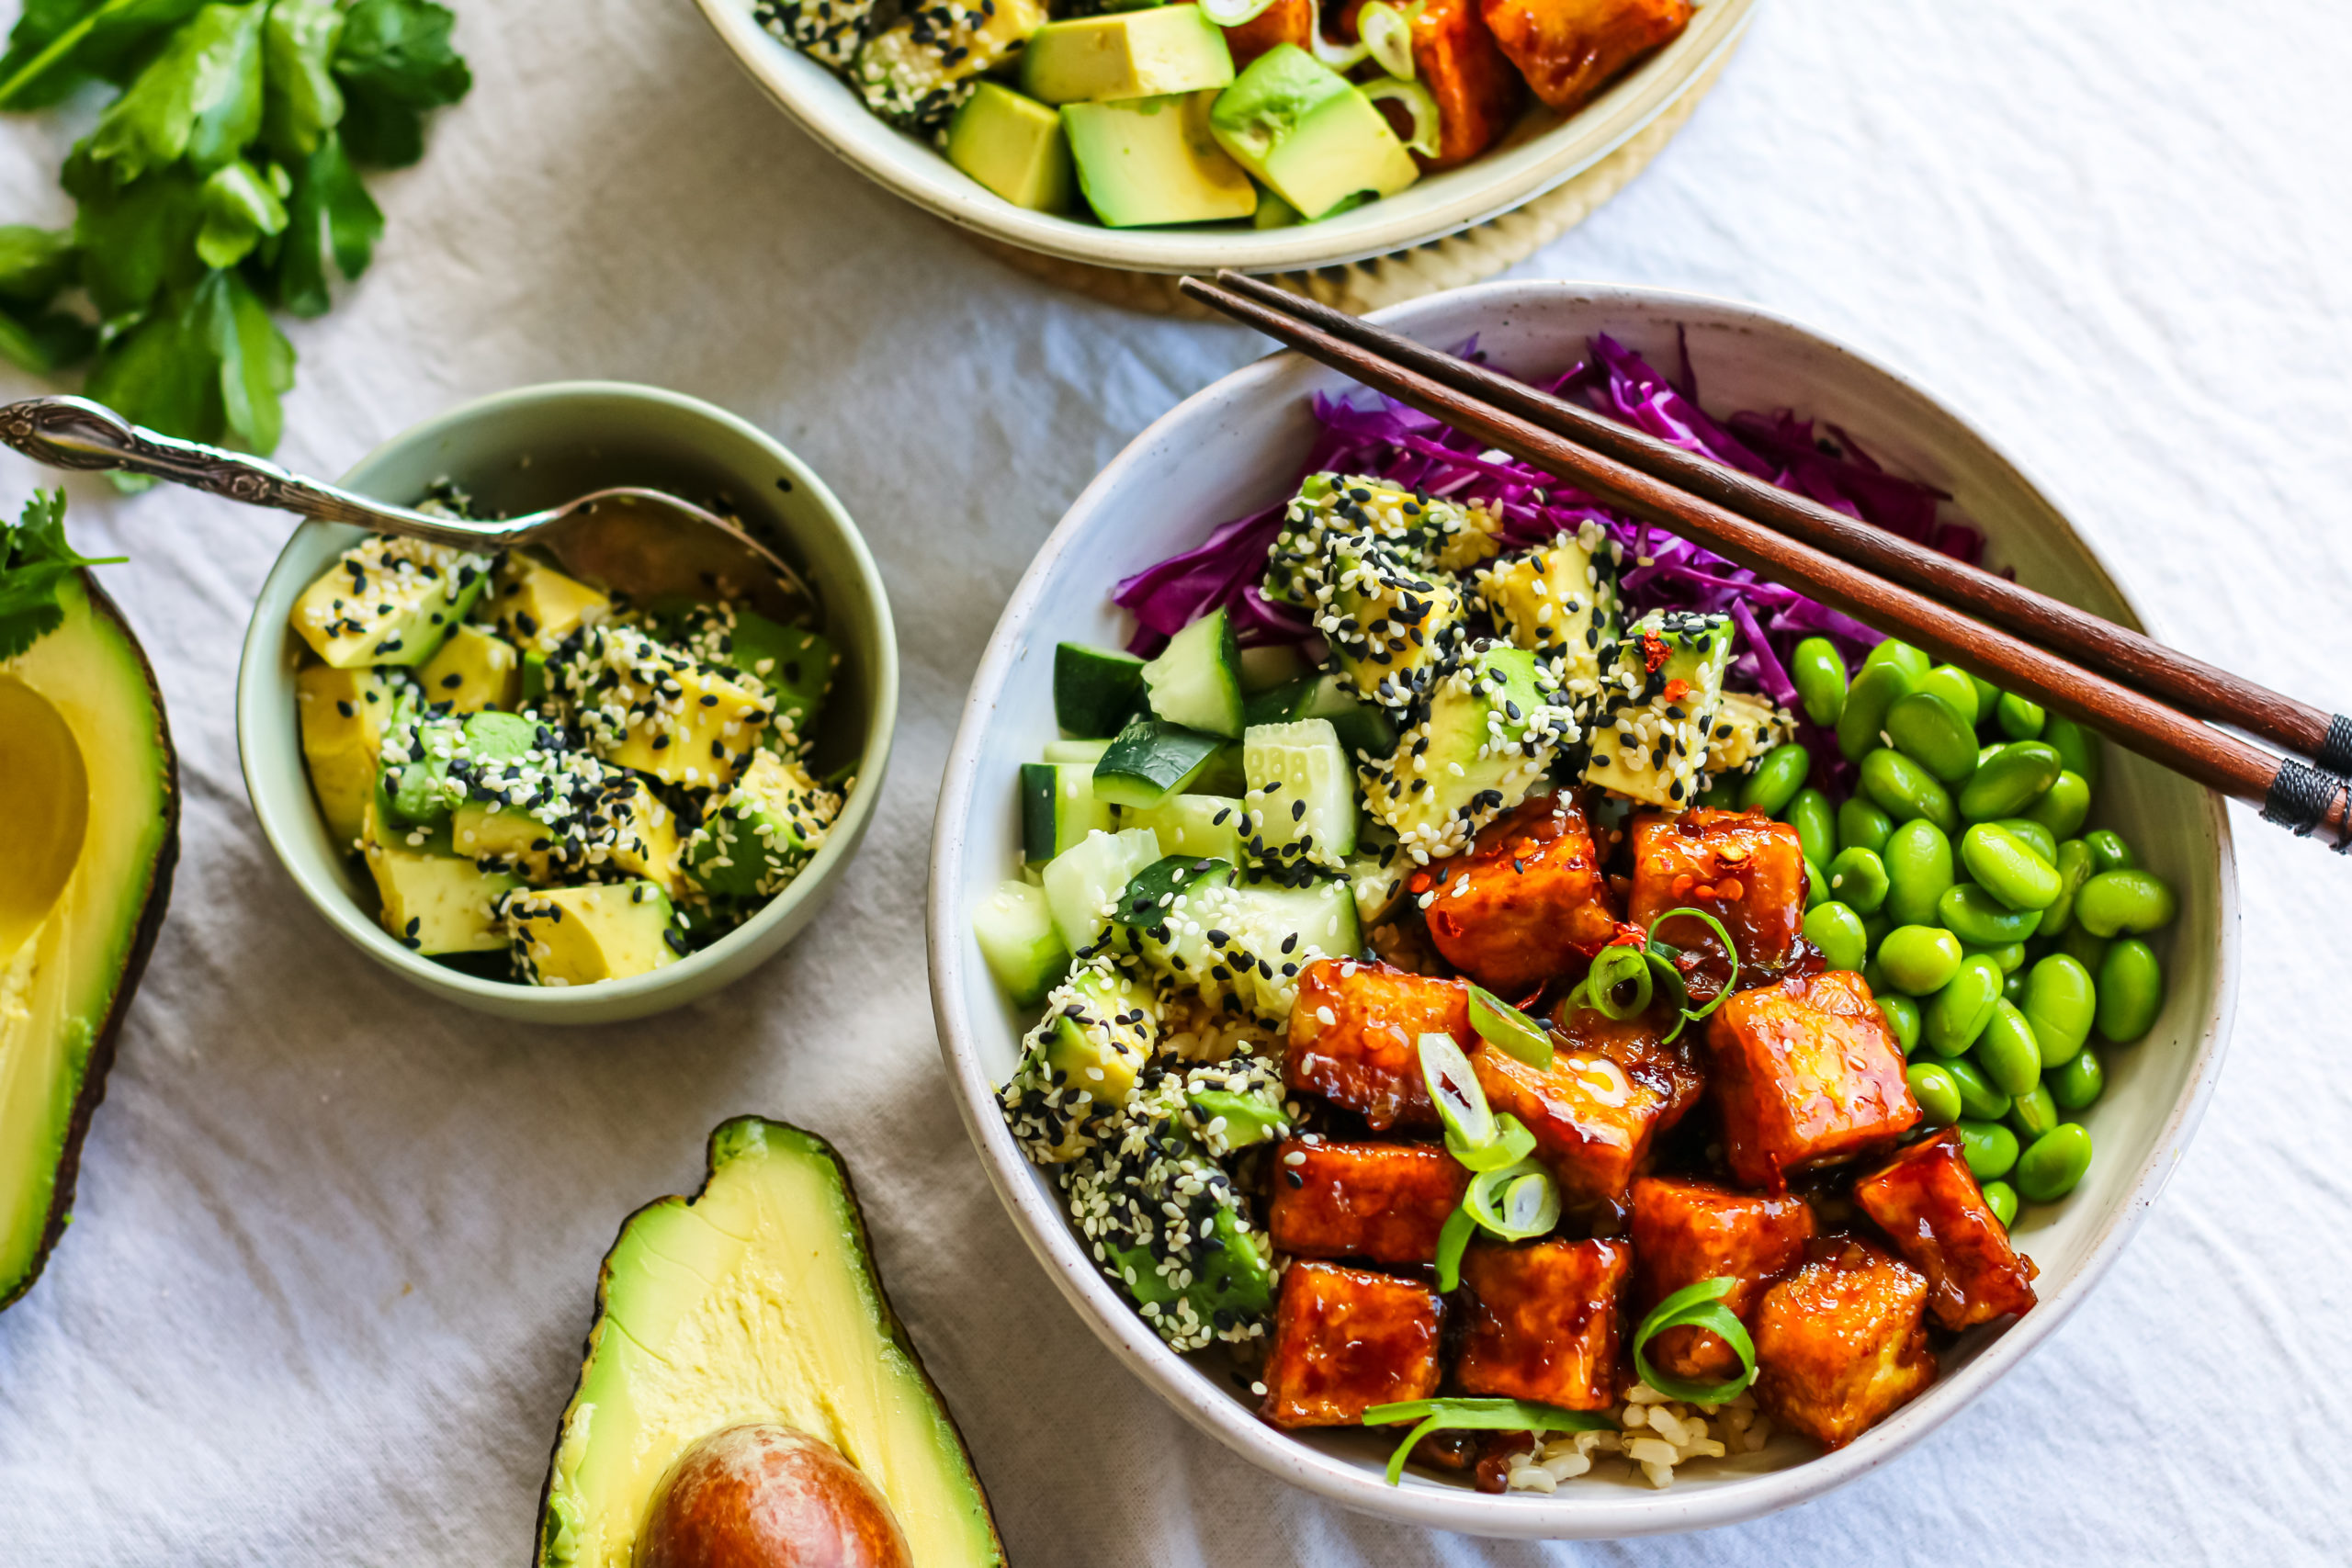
[0,488,117,659]
[0,0,471,465]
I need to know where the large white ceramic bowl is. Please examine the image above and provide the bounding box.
[693,0,1756,275]
[926,282,2239,1536]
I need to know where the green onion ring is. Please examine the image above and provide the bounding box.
[1311,28,1371,70]
[1364,1397,1612,1485]
[1358,1,1416,78]
[1648,906,1742,1021]
[1433,1202,1476,1293]
[1585,943,1654,1020]
[1467,984,1553,1067]
[1360,77,1439,158]
[1446,1111,1535,1173]
[1418,1032,1494,1149]
[1630,1275,1758,1406]
[1199,0,1276,23]
[1464,1156,1559,1241]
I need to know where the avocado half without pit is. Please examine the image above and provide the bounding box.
[536,1119,1002,1568]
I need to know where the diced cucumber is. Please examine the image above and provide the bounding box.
[1022,761,1114,861]
[1238,642,1312,695]
[1114,792,1247,861]
[1122,853,1359,1020]
[1242,718,1357,870]
[1092,719,1226,807]
[1112,854,1237,931]
[1244,671,1399,760]
[1141,606,1245,737]
[1041,828,1162,955]
[1056,642,1148,738]
[1197,740,1247,796]
[1232,873,1363,965]
[1043,738,1114,765]
[974,879,1071,1005]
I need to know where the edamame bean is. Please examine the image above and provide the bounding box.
[1862,956,1888,994]
[2059,924,2110,971]
[1787,787,1838,868]
[2097,939,2164,1043]
[1838,796,1894,856]
[1974,999,2043,1095]
[1991,817,2058,865]
[1804,858,1830,910]
[2050,1046,2105,1111]
[2075,868,2177,937]
[1860,748,1958,832]
[1968,674,2001,719]
[1907,1062,1962,1126]
[1918,664,1982,725]
[1923,954,2004,1053]
[1838,660,1919,763]
[1860,908,1893,952]
[1881,925,1965,997]
[1958,740,2064,821]
[1977,742,2003,769]
[1972,941,2027,973]
[1957,1119,2019,1180]
[1697,775,1743,809]
[1804,901,1870,971]
[1938,882,2044,945]
[1862,638,1931,682]
[1981,1179,2019,1228]
[1945,1056,2012,1121]
[1877,993,1922,1055]
[2082,828,2137,874]
[1884,691,1981,783]
[2008,1082,2060,1141]
[1791,637,1849,726]
[1825,846,1890,914]
[2038,839,2095,937]
[2025,771,2090,840]
[1742,741,1812,817]
[2021,953,2096,1066]
[2043,716,2102,793]
[1961,823,2063,911]
[1995,691,2046,740]
[1883,820,1956,927]
[2004,969,2027,1003]
[2015,1122,2093,1202]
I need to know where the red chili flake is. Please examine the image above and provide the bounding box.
[1638,632,1672,673]
[1408,872,1432,894]
[1605,921,1647,948]
[1715,877,1747,901]
[1663,678,1690,703]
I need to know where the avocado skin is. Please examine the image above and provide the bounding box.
[1,571,180,1311]
[530,1117,1005,1566]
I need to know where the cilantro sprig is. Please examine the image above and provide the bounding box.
[0,490,123,660]
[0,0,469,468]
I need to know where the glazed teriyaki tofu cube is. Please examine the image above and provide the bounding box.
[1285,958,1466,1131]
[1266,1141,1470,1265]
[1421,788,1621,996]
[1853,1128,2039,1329]
[1453,1237,1630,1410]
[1629,1176,1815,1383]
[1471,1018,1675,1209]
[1259,1262,1442,1428]
[1751,1236,1937,1450]
[1707,972,1919,1190]
[1630,807,1809,993]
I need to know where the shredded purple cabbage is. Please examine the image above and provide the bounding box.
[1110,333,1987,773]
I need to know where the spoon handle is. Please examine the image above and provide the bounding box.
[0,395,494,547]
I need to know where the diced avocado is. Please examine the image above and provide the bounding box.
[417,623,521,714]
[552,621,773,790]
[291,534,492,668]
[854,0,1046,131]
[684,749,842,899]
[1064,90,1257,228]
[1207,44,1417,220]
[1704,688,1795,783]
[1261,471,1500,605]
[1114,792,1246,862]
[531,1118,1004,1568]
[478,552,609,655]
[1584,609,1736,810]
[458,772,685,896]
[1184,1087,1289,1153]
[520,649,548,704]
[1242,717,1356,870]
[1363,642,1577,858]
[383,708,539,830]
[1471,522,1620,703]
[504,880,681,987]
[999,956,1160,1162]
[669,604,834,741]
[1236,641,1312,694]
[363,802,518,954]
[948,82,1079,211]
[973,879,1071,1007]
[1344,824,1408,928]
[1252,187,1301,228]
[1020,6,1235,104]
[295,664,403,850]
[1317,536,1466,709]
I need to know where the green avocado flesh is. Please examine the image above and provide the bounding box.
[0,572,176,1307]
[536,1118,1003,1568]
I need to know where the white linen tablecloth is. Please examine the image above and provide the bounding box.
[4,1,2348,1561]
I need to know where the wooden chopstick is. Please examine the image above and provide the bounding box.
[1176,273,2352,846]
[1208,268,2352,779]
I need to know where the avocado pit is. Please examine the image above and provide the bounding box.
[0,674,89,957]
[638,1423,911,1568]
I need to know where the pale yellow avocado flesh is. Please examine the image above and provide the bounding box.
[1063,90,1256,228]
[295,664,400,850]
[362,803,516,954]
[481,554,611,655]
[418,623,521,713]
[537,1120,1002,1568]
[507,881,676,986]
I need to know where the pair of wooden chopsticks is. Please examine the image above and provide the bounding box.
[1175,271,2352,851]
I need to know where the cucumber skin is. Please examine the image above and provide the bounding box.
[1022,761,1110,861]
[1092,720,1225,808]
[1142,610,1245,739]
[1055,642,1148,739]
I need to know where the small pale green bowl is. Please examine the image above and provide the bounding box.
[235,382,898,1023]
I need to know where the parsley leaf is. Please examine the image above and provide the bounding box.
[86,1,267,183]
[260,0,341,158]
[267,128,379,317]
[334,0,469,168]
[0,0,204,111]
[85,267,294,464]
[0,491,124,661]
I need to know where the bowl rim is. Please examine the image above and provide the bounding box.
[234,378,899,1020]
[924,281,2243,1536]
[688,0,1758,276]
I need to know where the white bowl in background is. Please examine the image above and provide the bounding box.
[693,0,1756,275]
[926,282,2238,1536]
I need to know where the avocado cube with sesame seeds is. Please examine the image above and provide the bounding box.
[1316,536,1467,710]
[1261,473,1500,607]
[502,880,683,987]
[296,664,407,851]
[361,800,518,955]
[854,0,1048,132]
[754,0,880,69]
[477,552,612,655]
[685,750,843,899]
[455,769,685,897]
[551,621,775,790]
[1470,523,1619,703]
[998,957,1160,1163]
[670,603,836,740]
[290,534,493,669]
[1703,688,1795,784]
[1583,608,1735,811]
[417,623,521,714]
[1361,641,1576,860]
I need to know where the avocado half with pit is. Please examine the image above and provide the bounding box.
[535,1118,1004,1568]
[0,570,178,1308]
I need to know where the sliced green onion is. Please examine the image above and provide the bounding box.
[1418,1032,1493,1149]
[1311,28,1371,72]
[1630,1275,1758,1406]
[1648,906,1742,1021]
[1358,1,1415,78]
[1446,1111,1535,1172]
[1363,1397,1611,1485]
[1467,984,1553,1067]
[1464,1156,1558,1241]
[1360,76,1439,159]
[1433,1201,1476,1292]
[1645,942,1690,1014]
[1200,0,1276,22]
[1585,943,1653,1020]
